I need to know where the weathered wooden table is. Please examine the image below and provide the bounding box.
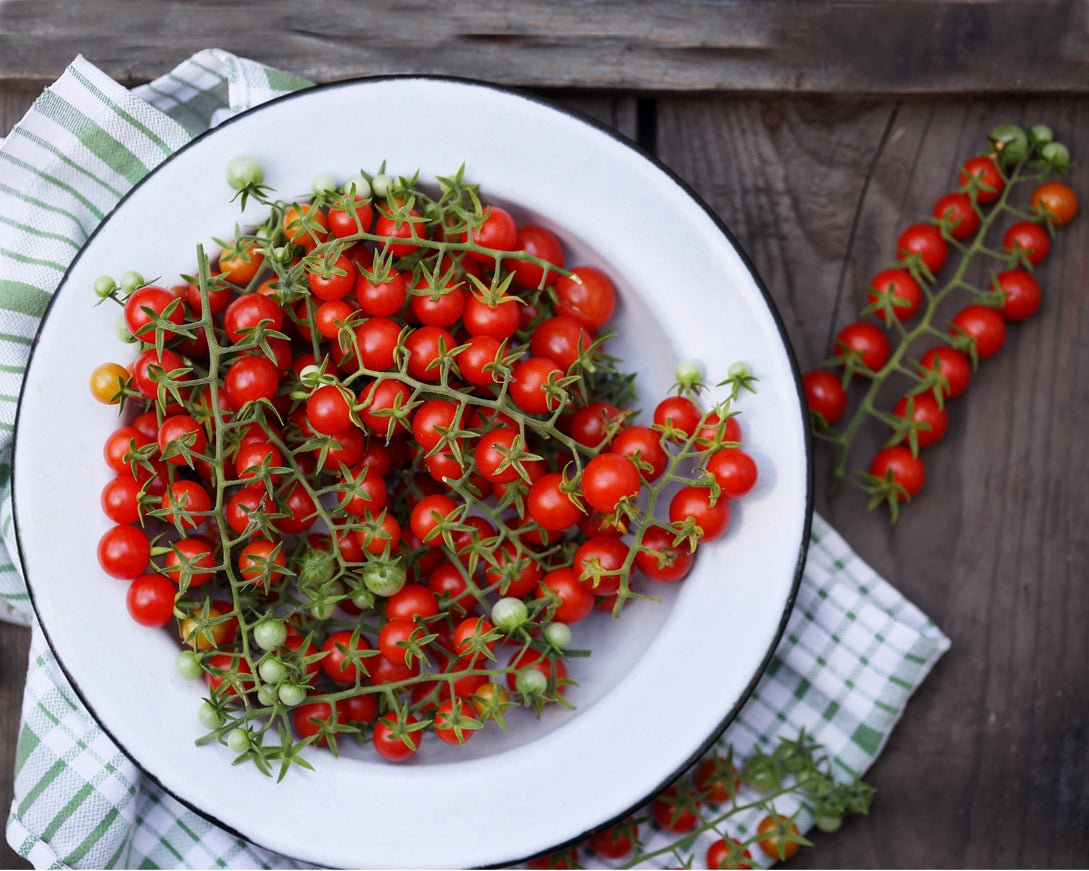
[2,2,1087,867]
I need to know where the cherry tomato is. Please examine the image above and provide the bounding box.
[705,447,758,499]
[932,191,980,240]
[573,535,629,596]
[756,813,802,860]
[527,473,584,531]
[1003,221,1050,265]
[959,154,1005,204]
[328,195,373,238]
[993,268,1041,321]
[634,525,693,583]
[802,369,847,425]
[610,425,669,482]
[468,205,518,261]
[218,238,265,285]
[897,223,947,274]
[123,285,184,342]
[653,395,701,439]
[918,346,971,399]
[1031,180,1078,226]
[89,362,129,405]
[375,207,428,257]
[126,574,176,627]
[694,754,741,803]
[509,356,564,415]
[669,486,730,542]
[100,475,143,525]
[530,315,591,371]
[456,334,503,387]
[581,452,641,514]
[866,268,922,324]
[223,292,284,343]
[294,701,346,745]
[651,785,699,833]
[869,445,926,500]
[306,384,353,435]
[536,567,595,624]
[951,304,1006,359]
[156,414,207,465]
[892,393,949,448]
[587,821,637,859]
[834,321,890,374]
[307,252,356,301]
[97,525,150,579]
[706,838,754,869]
[237,539,286,587]
[554,266,616,331]
[224,355,280,408]
[282,202,328,249]
[509,224,564,289]
[462,292,521,340]
[164,536,217,588]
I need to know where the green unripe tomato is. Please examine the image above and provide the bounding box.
[491,597,528,632]
[542,621,572,650]
[258,656,287,684]
[363,559,407,597]
[226,727,250,753]
[343,175,372,199]
[1029,124,1054,146]
[515,667,548,697]
[225,155,265,191]
[278,683,308,707]
[253,618,288,651]
[174,650,202,680]
[988,123,1028,167]
[312,172,338,196]
[93,275,116,298]
[1041,141,1071,169]
[119,270,145,294]
[197,701,223,730]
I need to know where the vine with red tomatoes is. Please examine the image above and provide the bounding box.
[801,123,1077,520]
[89,160,764,776]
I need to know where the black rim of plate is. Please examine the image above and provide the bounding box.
[11,72,814,870]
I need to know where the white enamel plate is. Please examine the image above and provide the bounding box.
[13,77,811,869]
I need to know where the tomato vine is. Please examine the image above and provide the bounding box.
[801,123,1077,521]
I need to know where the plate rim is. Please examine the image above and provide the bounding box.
[11,72,813,868]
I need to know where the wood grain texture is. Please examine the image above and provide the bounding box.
[656,94,1089,867]
[1,0,1088,94]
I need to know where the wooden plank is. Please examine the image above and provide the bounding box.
[655,92,1089,866]
[1,0,1088,94]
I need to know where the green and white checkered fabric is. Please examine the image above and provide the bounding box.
[0,51,951,869]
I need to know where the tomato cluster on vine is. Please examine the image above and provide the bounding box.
[800,123,1077,519]
[89,162,761,769]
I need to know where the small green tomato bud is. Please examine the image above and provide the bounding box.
[542,621,572,650]
[115,315,135,344]
[93,275,116,298]
[343,175,372,199]
[371,173,393,198]
[515,667,548,697]
[256,684,278,706]
[674,359,703,388]
[312,172,337,196]
[278,683,308,707]
[815,813,844,834]
[351,588,376,611]
[988,123,1028,167]
[254,619,288,652]
[491,597,528,633]
[174,650,202,680]
[225,155,265,191]
[119,270,145,294]
[226,727,250,754]
[258,656,287,684]
[728,361,751,380]
[363,559,407,597]
[1041,141,1071,169]
[197,701,223,730]
[1029,124,1054,146]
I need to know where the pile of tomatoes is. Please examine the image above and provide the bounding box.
[800,124,1077,513]
[90,164,760,764]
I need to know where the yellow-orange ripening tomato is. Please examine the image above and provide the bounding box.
[89,362,130,404]
[1031,180,1078,226]
[218,238,265,285]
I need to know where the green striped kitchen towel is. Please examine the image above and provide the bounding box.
[0,50,950,869]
